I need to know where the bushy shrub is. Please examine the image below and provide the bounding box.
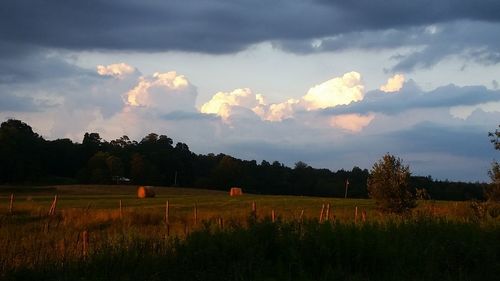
[367,153,416,213]
[486,161,500,202]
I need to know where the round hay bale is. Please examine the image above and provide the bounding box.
[137,186,156,198]
[229,187,243,196]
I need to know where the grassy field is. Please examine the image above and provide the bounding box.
[1,185,499,280]
[0,184,473,220]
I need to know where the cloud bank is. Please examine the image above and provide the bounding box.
[1,62,498,182]
[1,1,500,71]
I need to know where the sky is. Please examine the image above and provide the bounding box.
[1,0,500,182]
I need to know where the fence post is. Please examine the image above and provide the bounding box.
[165,201,169,225]
[184,222,189,236]
[251,201,257,219]
[362,209,366,222]
[49,195,58,216]
[119,200,123,219]
[271,209,276,223]
[82,230,89,259]
[354,206,358,223]
[9,193,14,214]
[165,201,170,236]
[325,203,330,221]
[218,217,224,229]
[319,204,325,223]
[194,203,198,225]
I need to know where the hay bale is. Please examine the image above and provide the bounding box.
[229,187,243,196]
[137,186,156,198]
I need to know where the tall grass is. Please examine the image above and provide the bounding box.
[2,217,499,281]
[1,186,499,280]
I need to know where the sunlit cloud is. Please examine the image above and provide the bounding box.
[200,88,266,121]
[379,74,405,93]
[265,99,300,121]
[329,113,375,132]
[125,71,197,112]
[97,63,136,79]
[302,71,364,110]
[200,72,367,124]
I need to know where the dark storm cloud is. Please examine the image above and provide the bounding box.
[1,0,499,54]
[278,21,500,71]
[385,122,493,158]
[0,93,39,112]
[0,42,97,84]
[323,81,500,116]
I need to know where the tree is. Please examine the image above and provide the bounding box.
[130,153,146,183]
[0,119,45,182]
[489,125,499,150]
[106,155,124,180]
[86,152,112,183]
[294,161,309,170]
[486,162,500,202]
[486,125,500,202]
[367,153,416,213]
[82,132,102,147]
[211,155,243,187]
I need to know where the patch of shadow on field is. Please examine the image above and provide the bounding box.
[1,213,47,225]
[86,221,114,232]
[0,186,57,195]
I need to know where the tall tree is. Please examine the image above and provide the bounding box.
[0,119,45,182]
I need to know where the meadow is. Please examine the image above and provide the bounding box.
[1,185,499,280]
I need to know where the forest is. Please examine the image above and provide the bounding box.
[0,119,488,200]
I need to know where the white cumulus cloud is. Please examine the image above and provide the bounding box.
[125,71,197,113]
[97,63,136,79]
[265,99,300,121]
[379,74,405,93]
[302,71,364,110]
[200,88,266,121]
[199,72,369,124]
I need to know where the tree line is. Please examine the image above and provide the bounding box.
[0,119,489,200]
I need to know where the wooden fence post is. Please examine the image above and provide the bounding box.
[119,200,123,219]
[82,230,89,259]
[9,193,14,214]
[194,203,198,225]
[218,217,224,229]
[319,204,325,223]
[165,201,170,225]
[165,201,170,236]
[49,195,58,216]
[251,201,257,219]
[354,206,358,223]
[325,203,330,221]
[271,209,276,223]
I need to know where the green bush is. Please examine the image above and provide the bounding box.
[367,154,416,213]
